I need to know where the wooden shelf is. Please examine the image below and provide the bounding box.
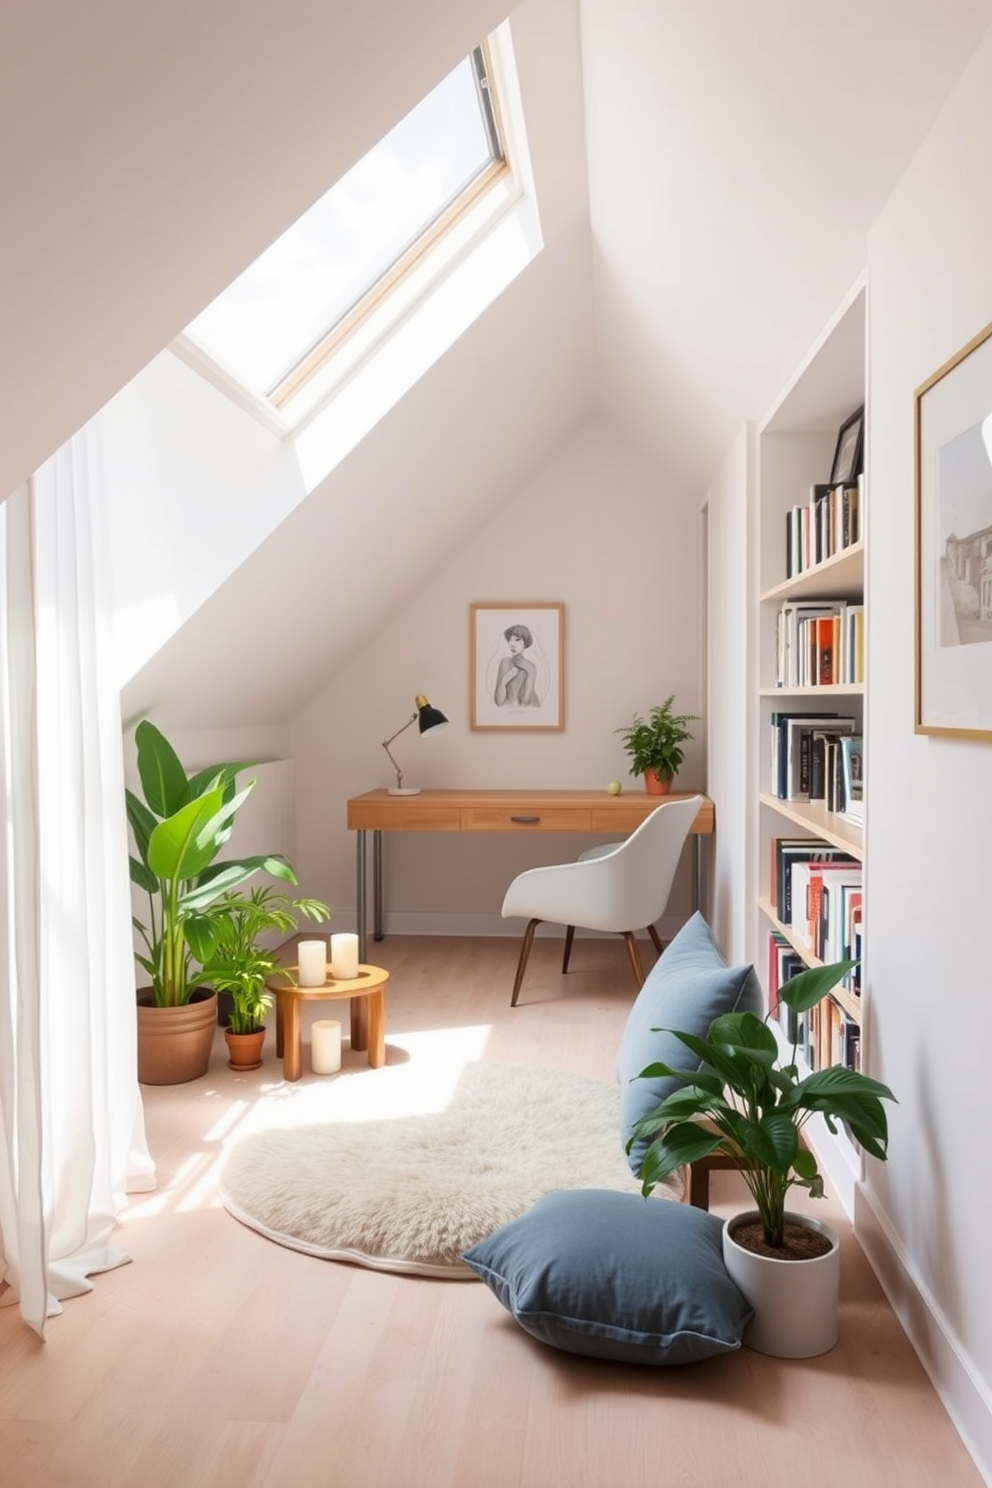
[759,793,864,859]
[758,897,862,1023]
[760,683,864,698]
[761,540,864,604]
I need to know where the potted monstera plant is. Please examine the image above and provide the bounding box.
[199,885,330,1070]
[630,958,896,1358]
[616,696,698,794]
[126,720,301,1084]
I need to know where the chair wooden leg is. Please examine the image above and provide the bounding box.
[510,919,541,1007]
[622,932,645,987]
[647,923,664,956]
[561,924,575,974]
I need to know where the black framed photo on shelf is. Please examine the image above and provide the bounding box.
[829,405,865,485]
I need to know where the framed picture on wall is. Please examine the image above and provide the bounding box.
[470,602,565,730]
[915,317,992,738]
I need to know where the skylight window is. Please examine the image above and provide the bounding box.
[181,44,507,416]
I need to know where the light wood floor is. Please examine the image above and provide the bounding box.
[0,936,983,1488]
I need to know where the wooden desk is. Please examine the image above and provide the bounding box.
[346,789,714,961]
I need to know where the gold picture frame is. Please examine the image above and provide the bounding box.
[470,602,565,731]
[915,318,992,738]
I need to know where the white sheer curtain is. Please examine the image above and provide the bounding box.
[0,427,154,1339]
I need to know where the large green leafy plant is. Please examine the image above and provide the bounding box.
[630,960,897,1248]
[126,720,298,1007]
[615,696,698,782]
[199,886,330,1033]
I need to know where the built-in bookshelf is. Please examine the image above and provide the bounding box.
[753,276,867,1189]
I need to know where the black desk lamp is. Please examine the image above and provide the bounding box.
[382,694,448,795]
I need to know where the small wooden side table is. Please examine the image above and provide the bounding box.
[268,964,390,1081]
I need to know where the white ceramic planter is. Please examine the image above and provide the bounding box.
[722,1210,841,1358]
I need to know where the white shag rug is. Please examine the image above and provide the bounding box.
[219,1060,683,1277]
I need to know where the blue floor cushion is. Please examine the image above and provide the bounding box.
[617,912,762,1174]
[462,1189,753,1365]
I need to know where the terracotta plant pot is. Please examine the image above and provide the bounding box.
[224,1027,266,1071]
[136,988,218,1085]
[643,767,673,795]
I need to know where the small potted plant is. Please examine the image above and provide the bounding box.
[629,959,896,1357]
[198,886,331,1070]
[616,696,698,793]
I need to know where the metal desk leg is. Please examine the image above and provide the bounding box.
[356,829,367,964]
[373,828,383,942]
[692,835,703,916]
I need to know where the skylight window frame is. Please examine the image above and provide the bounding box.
[267,39,509,413]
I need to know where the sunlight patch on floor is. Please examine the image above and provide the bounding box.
[121,1023,495,1222]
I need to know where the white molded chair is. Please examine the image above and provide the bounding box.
[501,795,703,1006]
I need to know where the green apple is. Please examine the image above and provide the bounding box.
[606,780,622,795]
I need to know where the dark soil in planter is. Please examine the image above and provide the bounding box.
[731,1218,834,1261]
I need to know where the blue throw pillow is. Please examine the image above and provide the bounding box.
[617,912,762,1174]
[462,1189,752,1365]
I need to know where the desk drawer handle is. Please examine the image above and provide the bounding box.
[510,814,541,824]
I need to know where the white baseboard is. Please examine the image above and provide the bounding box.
[351,913,690,941]
[855,1183,992,1486]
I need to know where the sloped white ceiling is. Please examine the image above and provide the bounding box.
[582,0,992,494]
[119,219,597,729]
[6,0,992,735]
[0,0,506,503]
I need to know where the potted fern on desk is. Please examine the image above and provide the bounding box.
[630,958,896,1357]
[616,696,698,794]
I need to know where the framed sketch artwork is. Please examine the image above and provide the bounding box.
[470,602,565,730]
[915,318,992,738]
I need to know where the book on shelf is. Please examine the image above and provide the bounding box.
[769,836,858,923]
[766,930,803,1040]
[844,605,865,684]
[774,597,863,688]
[817,874,864,963]
[838,735,864,824]
[785,481,861,579]
[775,602,837,688]
[789,859,863,952]
[775,601,847,688]
[770,709,840,798]
[783,715,856,801]
[809,726,853,801]
[797,995,860,1075]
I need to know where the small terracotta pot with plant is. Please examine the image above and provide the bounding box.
[199,886,331,1070]
[616,696,698,793]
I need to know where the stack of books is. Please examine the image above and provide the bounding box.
[769,837,863,976]
[766,931,861,1072]
[774,599,865,687]
[785,475,864,579]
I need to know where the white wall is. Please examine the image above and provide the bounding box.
[705,423,755,964]
[860,28,992,1480]
[288,415,705,937]
[103,353,307,688]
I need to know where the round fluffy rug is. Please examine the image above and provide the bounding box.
[219,1060,683,1277]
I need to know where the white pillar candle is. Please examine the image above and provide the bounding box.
[298,939,327,987]
[311,1019,342,1075]
[330,932,359,981]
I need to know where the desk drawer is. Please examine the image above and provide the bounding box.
[462,807,592,832]
[348,802,463,830]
